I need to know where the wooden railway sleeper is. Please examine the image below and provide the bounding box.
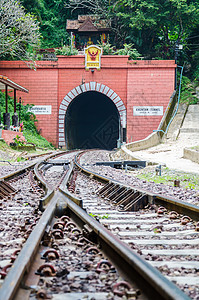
[99,183,115,198]
[102,184,119,198]
[118,194,140,212]
[117,191,140,208]
[0,192,5,199]
[96,181,111,195]
[111,188,131,205]
[0,188,11,197]
[113,189,134,206]
[100,187,115,198]
[104,185,121,200]
[0,189,8,197]
[108,186,125,201]
[0,181,16,193]
[119,194,148,212]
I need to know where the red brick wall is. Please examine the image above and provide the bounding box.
[127,60,175,142]
[0,57,176,147]
[2,130,25,145]
[0,63,59,145]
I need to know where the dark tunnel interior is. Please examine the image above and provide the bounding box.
[65,91,120,150]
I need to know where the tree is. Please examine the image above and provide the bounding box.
[0,0,40,60]
[113,0,199,59]
[21,0,71,48]
[65,0,199,59]
[64,0,129,47]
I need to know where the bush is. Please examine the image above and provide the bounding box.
[116,43,141,59]
[0,91,55,149]
[178,74,198,105]
[54,45,78,56]
[97,39,116,55]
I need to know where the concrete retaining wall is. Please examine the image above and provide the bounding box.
[113,131,161,160]
[183,148,199,164]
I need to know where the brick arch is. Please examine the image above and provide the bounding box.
[58,82,126,147]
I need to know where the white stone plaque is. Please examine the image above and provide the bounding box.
[133,106,163,116]
[29,105,52,115]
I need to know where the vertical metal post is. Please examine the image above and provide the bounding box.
[14,89,16,113]
[5,85,8,113]
[117,115,122,148]
[19,97,21,125]
[174,41,179,90]
[71,32,73,51]
[122,111,126,143]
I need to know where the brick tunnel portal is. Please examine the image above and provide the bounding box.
[65,91,120,150]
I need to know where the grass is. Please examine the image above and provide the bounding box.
[0,129,55,164]
[191,145,199,152]
[23,129,55,150]
[0,140,11,151]
[89,213,110,219]
[135,166,199,190]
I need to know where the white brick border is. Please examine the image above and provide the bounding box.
[58,82,126,147]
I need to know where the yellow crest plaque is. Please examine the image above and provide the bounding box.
[84,45,102,70]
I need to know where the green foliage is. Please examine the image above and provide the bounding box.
[13,135,25,147]
[116,43,141,59]
[2,0,199,81]
[16,156,26,162]
[0,0,40,61]
[89,213,109,219]
[54,45,78,56]
[97,38,116,55]
[0,91,54,149]
[178,74,198,104]
[21,0,71,48]
[191,51,199,82]
[23,129,54,149]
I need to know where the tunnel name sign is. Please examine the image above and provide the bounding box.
[133,106,163,116]
[29,105,52,115]
[84,45,102,70]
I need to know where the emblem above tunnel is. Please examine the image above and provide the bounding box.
[84,45,102,70]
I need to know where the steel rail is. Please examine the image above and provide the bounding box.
[0,154,191,300]
[0,188,190,300]
[61,193,190,300]
[0,151,64,182]
[0,191,57,300]
[74,152,199,221]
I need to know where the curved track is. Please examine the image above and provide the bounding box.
[0,149,198,299]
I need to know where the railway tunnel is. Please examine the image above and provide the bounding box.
[65,91,120,150]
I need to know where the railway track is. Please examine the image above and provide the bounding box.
[71,150,199,299]
[0,149,197,299]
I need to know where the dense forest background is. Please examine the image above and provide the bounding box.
[1,0,199,82]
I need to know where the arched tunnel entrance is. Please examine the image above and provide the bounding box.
[65,91,120,150]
